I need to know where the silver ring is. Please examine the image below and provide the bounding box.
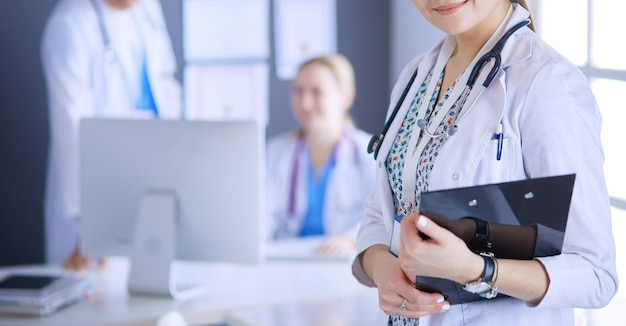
[400,298,408,310]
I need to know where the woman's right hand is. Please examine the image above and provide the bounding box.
[422,211,474,244]
[360,244,449,319]
[63,243,107,272]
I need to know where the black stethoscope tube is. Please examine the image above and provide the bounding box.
[468,19,531,89]
[367,68,418,160]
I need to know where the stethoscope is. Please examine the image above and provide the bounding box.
[90,0,116,63]
[367,18,531,160]
[286,130,360,218]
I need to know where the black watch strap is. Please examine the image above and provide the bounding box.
[479,254,495,282]
[464,216,492,253]
[464,254,498,299]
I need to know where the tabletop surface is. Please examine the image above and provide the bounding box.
[0,254,381,326]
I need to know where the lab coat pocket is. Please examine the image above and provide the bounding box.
[475,137,512,184]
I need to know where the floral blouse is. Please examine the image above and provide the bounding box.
[386,67,470,218]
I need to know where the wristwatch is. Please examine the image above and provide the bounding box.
[464,216,492,253]
[463,254,498,299]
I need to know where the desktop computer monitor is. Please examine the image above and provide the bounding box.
[79,118,265,299]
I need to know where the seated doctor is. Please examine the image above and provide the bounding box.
[41,0,181,271]
[266,54,376,256]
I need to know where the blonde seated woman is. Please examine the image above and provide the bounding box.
[266,54,376,256]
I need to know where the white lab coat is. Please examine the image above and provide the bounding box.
[266,127,376,240]
[41,0,181,263]
[352,5,618,325]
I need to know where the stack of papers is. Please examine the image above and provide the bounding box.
[0,273,91,317]
[266,236,355,261]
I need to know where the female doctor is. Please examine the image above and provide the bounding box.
[266,54,376,256]
[41,0,181,270]
[353,0,618,325]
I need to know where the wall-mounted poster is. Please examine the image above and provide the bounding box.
[273,0,337,80]
[184,63,269,124]
[183,0,269,61]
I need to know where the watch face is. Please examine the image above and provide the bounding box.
[464,282,492,294]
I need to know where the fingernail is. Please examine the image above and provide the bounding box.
[418,216,428,227]
[436,297,444,303]
[439,304,450,313]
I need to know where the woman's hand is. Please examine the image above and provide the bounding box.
[399,213,483,285]
[314,235,356,256]
[360,245,450,319]
[63,243,108,272]
[423,211,475,244]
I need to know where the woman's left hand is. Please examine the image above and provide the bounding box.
[399,213,480,284]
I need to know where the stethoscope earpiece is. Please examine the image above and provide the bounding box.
[416,119,427,130]
[417,119,459,137]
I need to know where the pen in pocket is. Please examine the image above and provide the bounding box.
[493,123,503,161]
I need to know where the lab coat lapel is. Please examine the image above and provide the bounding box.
[376,51,440,164]
[374,48,440,234]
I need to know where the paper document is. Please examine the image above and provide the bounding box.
[266,236,354,262]
[0,273,91,316]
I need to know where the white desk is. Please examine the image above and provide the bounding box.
[3,258,624,326]
[226,291,383,326]
[0,257,380,326]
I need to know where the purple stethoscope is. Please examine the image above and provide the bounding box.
[285,130,361,218]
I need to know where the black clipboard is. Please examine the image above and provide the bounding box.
[414,173,576,304]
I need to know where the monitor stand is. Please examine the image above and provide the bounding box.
[127,190,204,300]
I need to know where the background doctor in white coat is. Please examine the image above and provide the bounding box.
[266,54,376,256]
[41,0,181,270]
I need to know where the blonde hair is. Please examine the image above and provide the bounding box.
[298,54,356,101]
[510,0,535,31]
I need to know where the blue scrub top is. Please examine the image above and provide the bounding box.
[298,156,336,237]
[135,56,158,117]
